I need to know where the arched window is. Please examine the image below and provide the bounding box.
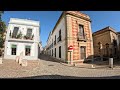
[98,42,102,49]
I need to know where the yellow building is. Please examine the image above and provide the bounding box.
[46,11,93,64]
[93,26,119,58]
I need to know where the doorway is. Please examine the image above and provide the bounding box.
[80,46,86,60]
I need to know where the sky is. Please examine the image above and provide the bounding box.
[2,11,120,47]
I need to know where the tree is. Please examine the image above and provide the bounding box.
[0,11,4,21]
[0,11,6,57]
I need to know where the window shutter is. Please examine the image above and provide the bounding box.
[11,45,17,48]
[25,46,31,49]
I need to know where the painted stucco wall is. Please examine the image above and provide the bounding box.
[66,13,93,63]
[46,16,66,61]
[4,18,40,60]
[46,11,93,64]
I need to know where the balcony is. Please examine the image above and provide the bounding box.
[77,32,87,41]
[54,40,56,45]
[57,36,62,43]
[8,32,34,43]
[50,43,53,48]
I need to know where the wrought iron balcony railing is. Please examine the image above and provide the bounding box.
[57,36,62,43]
[77,32,87,41]
[54,40,56,45]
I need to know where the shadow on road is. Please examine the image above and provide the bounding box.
[3,75,120,79]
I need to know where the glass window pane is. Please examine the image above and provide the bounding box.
[25,45,31,56]
[12,27,19,38]
[11,45,17,55]
[26,29,32,37]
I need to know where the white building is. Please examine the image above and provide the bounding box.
[4,18,40,60]
[46,11,93,64]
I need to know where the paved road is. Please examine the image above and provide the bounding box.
[1,54,120,79]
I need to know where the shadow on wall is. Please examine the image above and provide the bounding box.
[94,39,119,59]
[84,54,120,66]
[83,55,94,63]
[3,74,120,79]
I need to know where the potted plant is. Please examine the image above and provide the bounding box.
[24,35,29,40]
[31,34,34,40]
[16,31,22,39]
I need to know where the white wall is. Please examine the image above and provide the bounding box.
[4,18,40,60]
[7,24,39,42]
[48,17,66,61]
[4,42,38,60]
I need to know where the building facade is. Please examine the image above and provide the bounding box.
[4,18,40,60]
[93,26,119,58]
[46,11,94,64]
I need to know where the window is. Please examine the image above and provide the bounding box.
[58,30,61,42]
[55,48,56,57]
[59,46,61,58]
[52,49,53,56]
[54,35,56,45]
[80,46,86,59]
[52,39,53,48]
[12,27,19,38]
[26,29,32,38]
[50,50,51,56]
[79,25,85,39]
[59,29,61,36]
[25,45,31,56]
[11,45,17,55]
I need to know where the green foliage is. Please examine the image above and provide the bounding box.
[24,35,29,39]
[0,21,6,34]
[0,11,4,21]
[0,22,6,48]
[0,38,3,48]
[16,31,22,39]
[0,11,6,50]
[32,34,34,39]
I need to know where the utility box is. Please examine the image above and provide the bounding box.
[109,58,113,68]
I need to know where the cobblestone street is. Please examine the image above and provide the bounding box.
[0,54,120,79]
